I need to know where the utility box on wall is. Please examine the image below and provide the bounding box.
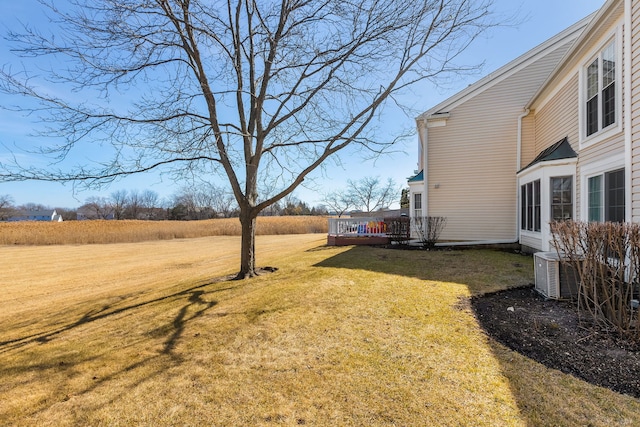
[534,252,580,300]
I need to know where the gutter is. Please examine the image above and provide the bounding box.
[419,119,428,217]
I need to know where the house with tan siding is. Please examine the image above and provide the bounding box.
[410,0,637,252]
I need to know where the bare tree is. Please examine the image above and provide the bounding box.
[0,0,497,277]
[140,190,160,209]
[321,190,355,218]
[110,190,128,220]
[19,202,49,212]
[192,186,218,219]
[0,194,16,220]
[139,190,161,219]
[126,189,143,219]
[171,189,199,220]
[206,184,238,218]
[80,196,114,220]
[348,177,399,213]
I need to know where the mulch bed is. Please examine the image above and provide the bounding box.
[470,286,640,398]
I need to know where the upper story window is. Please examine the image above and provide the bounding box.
[585,40,616,138]
[581,34,620,146]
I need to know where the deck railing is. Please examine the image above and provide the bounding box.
[328,217,389,236]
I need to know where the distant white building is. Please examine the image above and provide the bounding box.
[8,210,63,222]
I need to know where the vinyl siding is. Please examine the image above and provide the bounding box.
[529,10,627,223]
[520,233,542,251]
[427,42,574,242]
[531,75,580,158]
[530,74,585,218]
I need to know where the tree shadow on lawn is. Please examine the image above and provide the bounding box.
[0,278,234,354]
[0,276,242,423]
[313,244,532,294]
[313,245,640,424]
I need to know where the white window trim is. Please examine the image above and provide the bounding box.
[586,174,605,222]
[579,153,625,222]
[413,192,423,218]
[550,175,574,222]
[408,186,424,239]
[578,26,623,149]
[520,178,541,233]
[409,179,424,212]
[518,161,576,251]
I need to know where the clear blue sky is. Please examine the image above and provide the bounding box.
[0,0,604,209]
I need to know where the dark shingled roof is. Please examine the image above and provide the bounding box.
[519,137,577,173]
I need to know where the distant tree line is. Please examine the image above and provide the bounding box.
[0,187,329,221]
[1,176,408,221]
[80,189,166,220]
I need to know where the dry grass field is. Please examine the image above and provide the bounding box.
[0,216,328,245]
[1,235,639,426]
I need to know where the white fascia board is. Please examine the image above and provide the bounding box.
[516,158,577,179]
[425,112,450,127]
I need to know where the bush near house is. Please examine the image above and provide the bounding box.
[551,221,640,340]
[385,216,411,245]
[413,216,447,249]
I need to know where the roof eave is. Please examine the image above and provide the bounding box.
[527,0,620,109]
[417,13,593,121]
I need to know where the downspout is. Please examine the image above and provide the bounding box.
[516,108,531,241]
[517,109,530,172]
[625,0,632,223]
[419,119,428,218]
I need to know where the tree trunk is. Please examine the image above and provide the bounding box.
[237,208,258,279]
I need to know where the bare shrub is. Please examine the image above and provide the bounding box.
[385,216,411,245]
[551,221,640,340]
[413,216,447,249]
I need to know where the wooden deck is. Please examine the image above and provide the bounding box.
[327,235,390,246]
[326,217,409,246]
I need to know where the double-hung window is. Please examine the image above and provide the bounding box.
[550,177,572,221]
[587,168,625,223]
[521,180,540,232]
[584,39,617,138]
[413,193,422,218]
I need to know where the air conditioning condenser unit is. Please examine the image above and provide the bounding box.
[534,252,580,300]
